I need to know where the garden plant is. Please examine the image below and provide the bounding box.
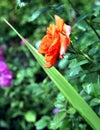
[0,0,100,130]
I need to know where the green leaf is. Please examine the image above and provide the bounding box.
[56,93,65,102]
[2,18,100,130]
[0,120,9,128]
[67,107,76,115]
[35,116,50,130]
[50,111,66,129]
[17,0,27,7]
[12,111,23,118]
[90,98,100,107]
[83,83,100,97]
[24,111,36,122]
[93,83,100,96]
[83,83,94,95]
[76,14,88,23]
[54,93,66,109]
[93,17,100,23]
[93,5,100,16]
[29,6,53,21]
[58,55,68,69]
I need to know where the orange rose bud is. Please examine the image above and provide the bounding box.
[38,15,71,68]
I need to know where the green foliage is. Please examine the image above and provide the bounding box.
[24,111,36,122]
[35,116,50,130]
[0,0,100,130]
[50,111,67,129]
[3,18,100,130]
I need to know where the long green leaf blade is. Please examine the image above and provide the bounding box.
[2,18,100,130]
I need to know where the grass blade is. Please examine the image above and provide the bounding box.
[2,18,100,130]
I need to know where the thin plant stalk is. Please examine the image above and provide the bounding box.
[2,18,100,130]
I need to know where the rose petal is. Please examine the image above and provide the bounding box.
[55,15,64,32]
[59,33,70,59]
[63,24,71,36]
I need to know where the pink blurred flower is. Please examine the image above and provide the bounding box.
[0,61,8,72]
[52,108,60,114]
[20,38,29,45]
[0,61,13,87]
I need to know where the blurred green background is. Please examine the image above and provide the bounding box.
[0,0,100,129]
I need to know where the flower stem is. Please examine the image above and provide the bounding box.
[67,0,100,39]
[70,42,94,64]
